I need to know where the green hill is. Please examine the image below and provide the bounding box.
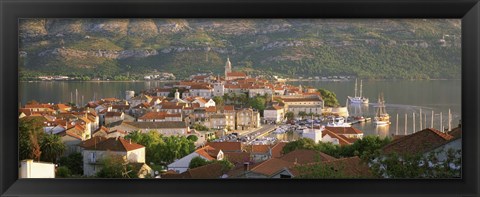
[19,19,461,80]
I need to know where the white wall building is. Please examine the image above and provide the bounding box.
[19,160,55,178]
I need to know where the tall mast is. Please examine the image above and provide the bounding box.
[440,112,443,132]
[413,112,416,133]
[431,110,434,128]
[360,80,363,98]
[419,108,423,129]
[396,113,399,135]
[448,109,451,131]
[354,79,358,97]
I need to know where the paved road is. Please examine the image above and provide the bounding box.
[239,124,277,142]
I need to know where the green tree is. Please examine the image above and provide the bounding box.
[58,152,83,175]
[294,162,351,178]
[369,149,461,178]
[187,135,199,142]
[212,96,224,108]
[318,88,340,107]
[193,124,209,131]
[285,111,295,121]
[248,96,266,114]
[282,138,317,154]
[189,156,209,169]
[298,111,308,119]
[19,118,44,161]
[56,166,71,178]
[96,154,136,178]
[40,134,66,163]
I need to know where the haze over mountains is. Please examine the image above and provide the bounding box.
[19,19,461,80]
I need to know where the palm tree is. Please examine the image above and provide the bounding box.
[40,134,66,163]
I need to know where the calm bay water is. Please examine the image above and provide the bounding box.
[19,80,461,137]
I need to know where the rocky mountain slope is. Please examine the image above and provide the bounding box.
[19,19,461,80]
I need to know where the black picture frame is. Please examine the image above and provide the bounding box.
[1,0,479,196]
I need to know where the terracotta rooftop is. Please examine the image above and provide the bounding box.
[249,158,295,176]
[206,142,242,152]
[381,128,454,155]
[271,142,287,158]
[281,97,322,102]
[138,112,168,120]
[57,129,83,140]
[251,145,271,154]
[324,127,363,135]
[194,146,217,161]
[227,72,247,77]
[124,121,187,129]
[447,126,462,139]
[205,106,217,113]
[280,149,336,164]
[223,105,235,111]
[321,129,357,146]
[265,105,283,110]
[183,162,225,179]
[105,112,123,117]
[224,152,252,165]
[79,136,108,149]
[82,137,144,152]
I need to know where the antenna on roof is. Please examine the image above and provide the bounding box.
[448,109,451,131]
[431,110,434,128]
[413,112,415,133]
[440,112,443,132]
[419,108,423,129]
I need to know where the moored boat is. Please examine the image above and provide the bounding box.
[348,79,369,104]
[373,93,391,126]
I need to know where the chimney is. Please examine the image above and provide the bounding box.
[243,162,250,172]
[129,139,132,144]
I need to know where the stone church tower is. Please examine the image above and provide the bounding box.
[225,57,232,78]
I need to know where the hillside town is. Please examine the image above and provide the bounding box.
[18,58,462,179]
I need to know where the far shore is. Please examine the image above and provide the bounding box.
[20,78,461,83]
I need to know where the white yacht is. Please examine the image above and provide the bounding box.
[348,79,369,104]
[326,116,351,127]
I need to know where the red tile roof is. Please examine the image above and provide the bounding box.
[105,112,123,117]
[271,142,287,158]
[138,112,168,120]
[194,146,217,161]
[321,129,356,146]
[251,145,270,154]
[447,127,462,139]
[205,106,217,113]
[82,137,144,152]
[206,142,242,152]
[382,128,454,155]
[223,105,235,111]
[224,152,251,164]
[227,72,247,77]
[57,130,83,140]
[249,158,295,176]
[79,136,108,148]
[324,127,363,135]
[280,149,336,164]
[183,162,225,179]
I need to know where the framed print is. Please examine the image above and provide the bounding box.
[1,0,479,197]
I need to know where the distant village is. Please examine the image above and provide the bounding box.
[19,58,462,179]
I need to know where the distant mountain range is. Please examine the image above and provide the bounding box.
[19,19,461,80]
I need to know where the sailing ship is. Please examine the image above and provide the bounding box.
[348,79,369,104]
[373,93,391,126]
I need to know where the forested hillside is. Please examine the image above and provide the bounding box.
[19,19,461,80]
